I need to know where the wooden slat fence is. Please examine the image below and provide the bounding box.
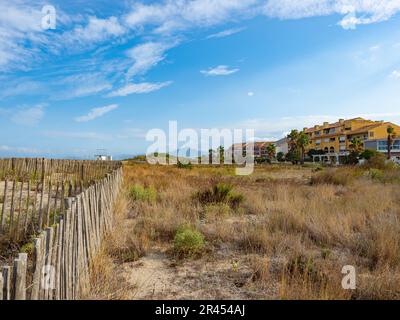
[0,160,122,300]
[0,158,121,241]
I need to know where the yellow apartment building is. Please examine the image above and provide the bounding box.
[304,117,400,156]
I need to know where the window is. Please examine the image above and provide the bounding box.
[329,147,335,153]
[340,145,346,151]
[315,131,320,136]
[339,136,346,143]
[329,128,336,134]
[369,131,374,138]
[315,140,321,145]
[330,137,336,142]
[324,138,329,143]
[379,140,400,151]
[345,127,352,131]
[378,141,388,151]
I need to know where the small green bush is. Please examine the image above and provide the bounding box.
[177,161,193,169]
[364,153,394,170]
[194,183,244,209]
[129,184,157,203]
[173,226,205,258]
[360,149,379,160]
[367,168,384,181]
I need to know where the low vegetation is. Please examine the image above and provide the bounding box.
[129,184,157,203]
[173,225,205,258]
[194,182,244,209]
[87,161,400,299]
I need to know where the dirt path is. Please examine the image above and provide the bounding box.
[116,244,276,300]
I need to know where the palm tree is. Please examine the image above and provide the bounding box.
[208,149,214,164]
[266,144,276,163]
[297,131,310,165]
[349,137,363,154]
[287,129,299,152]
[387,126,397,160]
[286,130,300,164]
[286,130,310,165]
[217,146,225,164]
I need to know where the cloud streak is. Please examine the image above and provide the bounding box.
[201,65,239,76]
[125,41,177,80]
[75,104,118,122]
[206,27,246,39]
[107,81,172,97]
[263,0,400,29]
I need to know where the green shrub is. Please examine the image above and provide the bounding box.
[177,161,193,169]
[173,226,205,258]
[367,168,384,181]
[229,193,245,209]
[194,183,244,209]
[129,184,157,203]
[364,153,391,170]
[360,149,379,160]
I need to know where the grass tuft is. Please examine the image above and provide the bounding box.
[173,225,205,258]
[129,184,157,203]
[194,183,244,209]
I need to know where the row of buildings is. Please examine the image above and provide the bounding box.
[229,117,400,163]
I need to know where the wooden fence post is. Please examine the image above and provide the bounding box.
[31,237,42,300]
[0,179,7,233]
[2,266,11,300]
[12,253,27,300]
[0,272,3,300]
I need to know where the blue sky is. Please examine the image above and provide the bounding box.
[1,0,400,158]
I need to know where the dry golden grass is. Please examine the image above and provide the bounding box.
[85,186,140,299]
[90,162,400,300]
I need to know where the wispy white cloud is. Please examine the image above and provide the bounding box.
[11,104,46,126]
[75,104,118,122]
[52,72,113,100]
[263,0,400,29]
[125,42,177,80]
[0,1,45,70]
[107,81,172,97]
[390,70,400,79]
[0,80,43,99]
[206,27,246,39]
[63,16,126,44]
[124,0,257,34]
[201,65,239,76]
